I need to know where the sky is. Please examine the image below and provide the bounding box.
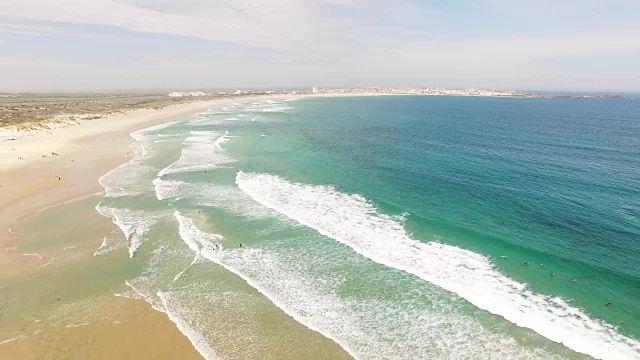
[0,0,639,92]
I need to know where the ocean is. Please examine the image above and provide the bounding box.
[97,95,640,359]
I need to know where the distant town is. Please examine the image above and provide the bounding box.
[168,88,623,99]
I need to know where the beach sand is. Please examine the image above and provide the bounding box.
[0,99,228,359]
[0,95,351,359]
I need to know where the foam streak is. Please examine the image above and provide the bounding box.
[235,171,640,360]
[158,131,234,176]
[95,205,162,258]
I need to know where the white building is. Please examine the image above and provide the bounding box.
[312,87,318,94]
[168,91,210,97]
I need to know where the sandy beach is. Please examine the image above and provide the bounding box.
[3,0,635,356]
[0,96,304,246]
[0,98,232,359]
[0,93,397,360]
[0,95,349,360]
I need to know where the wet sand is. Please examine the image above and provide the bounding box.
[1,296,204,360]
[0,100,228,359]
[0,95,352,359]
[0,195,205,360]
[1,196,351,359]
[1,98,263,247]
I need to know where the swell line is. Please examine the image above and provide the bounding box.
[235,171,640,360]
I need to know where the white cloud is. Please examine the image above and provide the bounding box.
[0,0,371,54]
[0,21,63,36]
[0,0,638,91]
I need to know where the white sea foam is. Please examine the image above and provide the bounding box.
[243,99,295,113]
[95,204,163,258]
[175,212,223,255]
[173,252,202,282]
[235,171,640,360]
[261,105,294,112]
[93,237,110,256]
[93,234,122,257]
[188,109,237,126]
[153,178,280,220]
[7,227,23,236]
[39,257,55,268]
[158,131,234,176]
[173,212,359,357]
[65,322,90,328]
[174,212,564,359]
[124,280,219,360]
[157,291,220,360]
[131,121,181,140]
[98,124,174,197]
[98,161,155,197]
[152,178,183,201]
[213,134,229,150]
[0,334,24,345]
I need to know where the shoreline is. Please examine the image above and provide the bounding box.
[0,95,291,248]
[0,93,355,359]
[0,98,232,355]
[2,93,636,359]
[0,89,619,248]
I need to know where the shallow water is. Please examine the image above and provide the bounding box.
[2,196,349,359]
[91,96,640,359]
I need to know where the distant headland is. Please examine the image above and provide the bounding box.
[312,87,624,99]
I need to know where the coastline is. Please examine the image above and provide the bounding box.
[3,93,635,359]
[0,94,290,358]
[0,91,389,243]
[0,95,290,247]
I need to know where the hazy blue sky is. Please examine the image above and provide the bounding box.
[0,0,639,92]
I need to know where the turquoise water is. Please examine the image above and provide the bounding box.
[97,96,640,359]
